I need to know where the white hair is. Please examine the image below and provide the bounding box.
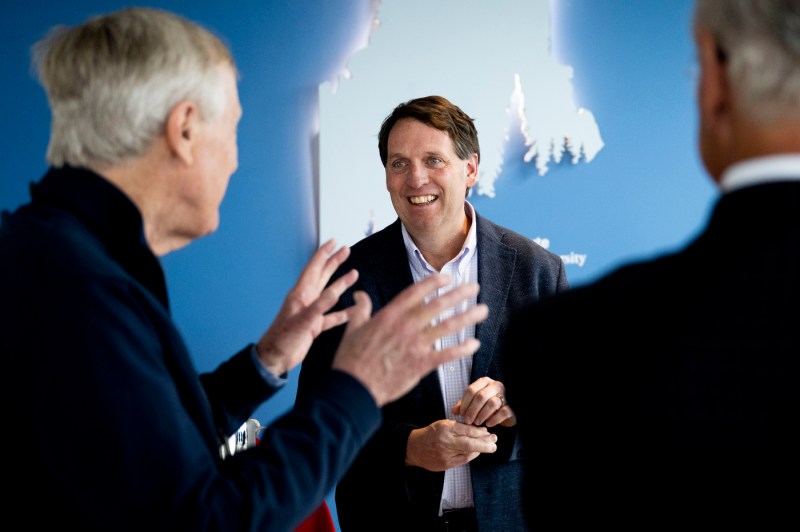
[694,0,800,124]
[32,7,237,168]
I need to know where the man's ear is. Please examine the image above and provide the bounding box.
[696,29,731,131]
[165,100,197,165]
[465,153,479,188]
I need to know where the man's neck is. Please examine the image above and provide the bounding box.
[412,213,471,272]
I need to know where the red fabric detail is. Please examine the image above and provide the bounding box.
[295,501,335,532]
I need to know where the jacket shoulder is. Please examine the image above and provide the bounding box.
[477,215,562,264]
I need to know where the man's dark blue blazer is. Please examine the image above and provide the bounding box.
[1,166,381,531]
[298,213,568,531]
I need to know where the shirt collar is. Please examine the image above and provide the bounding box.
[401,201,477,275]
[720,154,800,193]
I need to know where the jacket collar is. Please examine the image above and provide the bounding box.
[31,165,169,308]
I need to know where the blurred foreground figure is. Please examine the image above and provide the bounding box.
[0,8,487,531]
[505,0,800,527]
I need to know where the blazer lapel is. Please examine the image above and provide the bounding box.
[472,215,516,378]
[364,219,415,306]
[367,219,449,412]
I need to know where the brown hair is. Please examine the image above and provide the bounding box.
[377,95,480,167]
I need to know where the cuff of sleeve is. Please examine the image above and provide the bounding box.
[250,344,288,388]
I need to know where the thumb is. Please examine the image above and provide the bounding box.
[345,290,372,331]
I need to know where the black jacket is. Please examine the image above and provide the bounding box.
[0,166,381,531]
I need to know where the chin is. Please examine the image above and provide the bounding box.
[203,220,220,236]
[206,209,222,231]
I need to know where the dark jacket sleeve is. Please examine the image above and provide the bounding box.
[4,212,382,532]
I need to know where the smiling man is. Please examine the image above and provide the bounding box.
[298,95,569,531]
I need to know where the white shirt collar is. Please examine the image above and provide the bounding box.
[720,154,800,193]
[401,201,477,274]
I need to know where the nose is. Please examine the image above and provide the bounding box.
[406,161,429,188]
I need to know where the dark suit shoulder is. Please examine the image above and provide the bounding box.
[347,219,403,260]
[475,214,564,266]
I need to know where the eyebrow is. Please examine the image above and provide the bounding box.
[388,150,447,159]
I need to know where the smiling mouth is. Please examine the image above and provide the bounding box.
[409,195,437,205]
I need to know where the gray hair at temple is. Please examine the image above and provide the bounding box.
[694,0,800,124]
[32,7,237,168]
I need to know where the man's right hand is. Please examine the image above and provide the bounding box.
[404,420,498,471]
[332,273,489,407]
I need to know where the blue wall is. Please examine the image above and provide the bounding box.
[1,1,713,529]
[2,0,368,414]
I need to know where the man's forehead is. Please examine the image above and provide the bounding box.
[388,121,456,152]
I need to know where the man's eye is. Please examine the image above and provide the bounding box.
[391,160,406,169]
[428,157,443,165]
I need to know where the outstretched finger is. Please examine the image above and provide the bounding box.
[382,273,454,313]
[303,268,358,333]
[302,239,338,281]
[416,282,481,325]
[310,267,358,314]
[318,244,352,285]
[426,338,482,370]
[294,240,351,296]
[344,290,373,332]
[426,303,489,344]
